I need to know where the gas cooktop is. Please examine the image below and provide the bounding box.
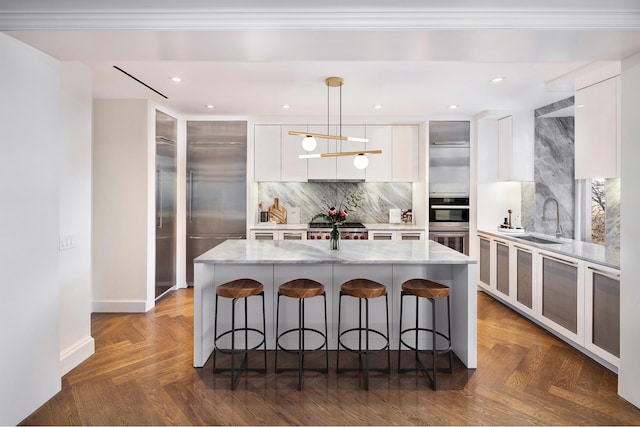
[308,222,366,229]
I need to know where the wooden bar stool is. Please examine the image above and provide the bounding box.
[275,278,329,390]
[213,278,267,390]
[337,278,390,390]
[398,278,453,390]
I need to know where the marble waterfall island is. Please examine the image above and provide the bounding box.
[193,239,478,369]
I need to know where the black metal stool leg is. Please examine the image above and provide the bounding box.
[275,292,281,372]
[385,293,391,373]
[415,295,420,365]
[431,297,437,390]
[324,292,329,372]
[213,294,219,372]
[336,291,343,371]
[230,297,237,390]
[262,291,267,372]
[447,295,453,372]
[364,297,370,390]
[298,297,304,390]
[397,291,404,372]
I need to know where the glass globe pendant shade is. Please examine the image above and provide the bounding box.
[353,154,369,169]
[301,136,317,152]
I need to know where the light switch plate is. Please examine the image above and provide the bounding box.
[59,235,76,251]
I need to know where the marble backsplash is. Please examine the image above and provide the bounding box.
[520,96,620,249]
[257,182,412,224]
[533,116,575,238]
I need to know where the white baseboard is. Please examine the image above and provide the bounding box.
[60,336,95,376]
[92,299,149,313]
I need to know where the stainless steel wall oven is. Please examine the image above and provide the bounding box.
[429,197,469,255]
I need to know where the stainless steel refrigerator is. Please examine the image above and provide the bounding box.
[186,121,247,284]
[155,110,177,298]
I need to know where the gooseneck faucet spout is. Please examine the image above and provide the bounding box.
[542,197,563,239]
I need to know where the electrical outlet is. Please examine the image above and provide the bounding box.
[59,235,76,251]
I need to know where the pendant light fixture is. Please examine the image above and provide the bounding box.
[291,77,381,168]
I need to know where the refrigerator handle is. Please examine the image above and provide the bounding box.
[157,169,163,229]
[188,170,194,222]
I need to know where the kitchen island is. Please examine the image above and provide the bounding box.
[193,239,478,369]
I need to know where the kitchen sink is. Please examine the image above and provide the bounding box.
[515,235,560,245]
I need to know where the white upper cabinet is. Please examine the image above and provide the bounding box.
[393,125,420,182]
[498,112,534,182]
[574,76,620,179]
[337,125,366,180]
[281,125,308,181]
[307,124,338,180]
[254,124,281,181]
[364,125,393,181]
[254,123,419,182]
[365,124,419,182]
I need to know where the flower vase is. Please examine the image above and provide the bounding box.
[330,224,340,250]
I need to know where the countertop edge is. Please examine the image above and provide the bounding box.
[477,229,620,270]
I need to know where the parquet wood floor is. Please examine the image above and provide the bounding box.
[21,289,640,425]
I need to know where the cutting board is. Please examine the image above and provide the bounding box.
[268,198,287,224]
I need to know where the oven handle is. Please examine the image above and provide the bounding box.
[430,205,470,209]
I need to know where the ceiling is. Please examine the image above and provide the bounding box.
[3,1,640,118]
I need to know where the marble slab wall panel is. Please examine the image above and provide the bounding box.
[533,117,575,238]
[257,182,412,224]
[520,182,536,231]
[605,178,621,249]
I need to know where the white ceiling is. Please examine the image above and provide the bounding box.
[3,1,640,118]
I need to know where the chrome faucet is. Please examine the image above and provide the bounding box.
[542,197,563,239]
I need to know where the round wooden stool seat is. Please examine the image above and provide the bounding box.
[279,279,325,299]
[401,279,450,299]
[216,278,263,299]
[341,279,387,299]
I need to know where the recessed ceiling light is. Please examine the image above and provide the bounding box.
[449,105,458,109]
[491,77,506,83]
[281,104,290,109]
[576,104,585,108]
[206,104,215,109]
[373,104,383,109]
[170,76,182,83]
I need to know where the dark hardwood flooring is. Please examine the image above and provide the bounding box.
[21,289,640,425]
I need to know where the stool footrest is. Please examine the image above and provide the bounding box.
[276,367,328,374]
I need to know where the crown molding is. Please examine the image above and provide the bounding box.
[2,10,640,31]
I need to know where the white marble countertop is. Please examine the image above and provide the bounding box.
[195,239,475,265]
[478,229,620,269]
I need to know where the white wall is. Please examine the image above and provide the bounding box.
[619,52,640,408]
[0,33,62,426]
[92,99,154,312]
[59,62,95,374]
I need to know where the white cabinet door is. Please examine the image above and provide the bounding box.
[307,124,337,180]
[365,125,393,182]
[584,262,620,367]
[538,250,585,345]
[337,125,366,180]
[393,125,420,182]
[278,230,307,240]
[368,230,396,240]
[498,113,534,182]
[281,125,308,181]
[254,125,281,181]
[398,230,424,240]
[575,76,620,179]
[478,234,491,289]
[250,230,276,240]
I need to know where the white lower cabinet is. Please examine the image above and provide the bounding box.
[368,230,425,241]
[249,229,307,240]
[584,262,620,366]
[538,250,584,345]
[476,234,619,369]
